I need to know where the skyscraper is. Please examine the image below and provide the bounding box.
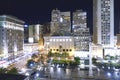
[93,0,114,48]
[73,10,90,51]
[51,9,71,35]
[28,24,42,43]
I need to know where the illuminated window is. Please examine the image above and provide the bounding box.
[69,39,72,42]
[63,39,65,41]
[66,39,68,41]
[56,39,58,41]
[60,39,62,42]
[50,39,52,42]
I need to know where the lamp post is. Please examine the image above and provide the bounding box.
[89,36,93,77]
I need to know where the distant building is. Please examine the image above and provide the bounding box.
[24,25,29,43]
[28,24,42,43]
[72,10,87,28]
[28,23,50,43]
[93,0,114,48]
[51,9,71,35]
[116,34,120,48]
[24,43,39,53]
[0,15,24,60]
[41,22,51,36]
[51,9,61,34]
[72,10,90,51]
[60,12,71,32]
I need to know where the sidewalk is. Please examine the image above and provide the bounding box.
[38,76,109,80]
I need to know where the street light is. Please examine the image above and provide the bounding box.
[107,72,111,76]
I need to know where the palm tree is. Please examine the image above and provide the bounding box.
[0,67,7,74]
[48,51,53,58]
[31,54,38,61]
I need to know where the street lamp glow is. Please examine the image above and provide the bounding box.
[30,63,33,67]
[21,68,26,73]
[25,72,30,76]
[57,67,61,73]
[107,72,111,76]
[36,73,39,77]
[60,17,63,22]
[24,25,28,27]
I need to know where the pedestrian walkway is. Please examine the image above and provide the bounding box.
[39,77,109,80]
[38,75,109,80]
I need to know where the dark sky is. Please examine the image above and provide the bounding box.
[0,0,120,34]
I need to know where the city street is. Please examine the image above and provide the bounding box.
[7,53,32,70]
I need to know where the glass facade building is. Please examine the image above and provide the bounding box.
[72,10,90,51]
[93,0,114,48]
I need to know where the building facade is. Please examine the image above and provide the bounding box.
[44,36,74,56]
[72,10,90,51]
[28,24,42,43]
[116,34,120,48]
[51,9,71,35]
[0,15,24,60]
[93,0,114,48]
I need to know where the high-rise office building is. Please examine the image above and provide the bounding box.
[51,9,71,35]
[93,0,114,48]
[41,22,51,36]
[73,10,90,51]
[0,15,24,60]
[60,12,71,32]
[51,9,61,34]
[28,24,42,43]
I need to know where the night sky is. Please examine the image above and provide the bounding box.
[0,0,120,35]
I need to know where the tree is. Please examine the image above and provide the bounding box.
[48,51,53,58]
[0,67,7,74]
[104,55,110,60]
[92,57,97,64]
[74,57,80,62]
[26,59,36,68]
[74,57,80,65]
[7,67,18,74]
[62,52,69,59]
[31,54,38,59]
